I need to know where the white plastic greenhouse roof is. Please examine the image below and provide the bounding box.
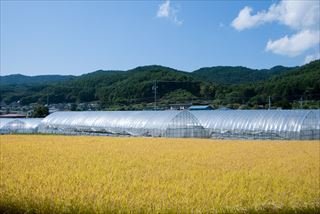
[192,110,317,132]
[1,109,319,139]
[0,118,42,129]
[0,118,42,133]
[192,110,319,139]
[41,110,179,130]
[0,118,16,129]
[39,111,204,137]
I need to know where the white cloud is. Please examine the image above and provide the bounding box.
[231,6,267,31]
[304,52,320,64]
[231,1,320,59]
[157,0,183,26]
[231,1,319,31]
[266,30,320,57]
[157,0,170,18]
[272,1,319,31]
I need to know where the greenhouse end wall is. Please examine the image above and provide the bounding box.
[1,110,319,140]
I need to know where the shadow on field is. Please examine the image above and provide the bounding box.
[1,203,319,214]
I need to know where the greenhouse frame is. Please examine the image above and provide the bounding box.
[1,110,319,140]
[0,118,42,134]
[38,110,208,138]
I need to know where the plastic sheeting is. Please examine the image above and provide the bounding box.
[38,110,208,138]
[193,110,319,140]
[38,110,319,140]
[0,118,42,134]
[312,110,320,130]
[0,119,16,129]
[1,110,319,140]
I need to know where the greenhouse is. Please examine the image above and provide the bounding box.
[193,110,319,140]
[1,110,319,140]
[37,110,319,140]
[38,110,208,138]
[0,118,42,134]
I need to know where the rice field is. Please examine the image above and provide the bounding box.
[0,135,319,213]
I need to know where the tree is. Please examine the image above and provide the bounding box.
[31,105,49,118]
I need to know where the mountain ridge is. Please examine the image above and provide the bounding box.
[0,64,295,85]
[0,74,75,85]
[1,60,319,109]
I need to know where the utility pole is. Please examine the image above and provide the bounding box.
[152,80,158,110]
[268,96,271,110]
[46,86,49,107]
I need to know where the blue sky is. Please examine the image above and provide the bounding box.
[1,0,319,76]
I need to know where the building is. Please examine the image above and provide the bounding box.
[0,113,26,118]
[1,110,319,140]
[188,105,213,111]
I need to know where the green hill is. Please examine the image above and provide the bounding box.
[192,65,293,84]
[0,74,75,85]
[225,60,320,109]
[0,61,319,109]
[257,60,320,107]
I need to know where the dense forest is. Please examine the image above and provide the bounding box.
[1,74,75,85]
[1,60,319,110]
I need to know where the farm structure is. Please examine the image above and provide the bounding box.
[1,110,319,140]
[0,118,42,134]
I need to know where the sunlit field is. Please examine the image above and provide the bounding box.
[0,135,319,213]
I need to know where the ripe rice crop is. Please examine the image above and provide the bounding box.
[0,135,319,213]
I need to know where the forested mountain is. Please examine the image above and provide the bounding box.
[1,61,319,109]
[192,65,294,84]
[223,60,320,109]
[0,74,75,85]
[1,65,292,86]
[255,60,320,107]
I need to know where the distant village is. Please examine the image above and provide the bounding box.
[0,102,100,118]
[0,101,215,118]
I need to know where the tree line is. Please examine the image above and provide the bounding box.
[1,60,319,111]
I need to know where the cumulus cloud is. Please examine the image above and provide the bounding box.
[304,52,320,64]
[266,30,320,57]
[157,0,183,26]
[232,1,319,31]
[231,1,320,58]
[231,6,270,31]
